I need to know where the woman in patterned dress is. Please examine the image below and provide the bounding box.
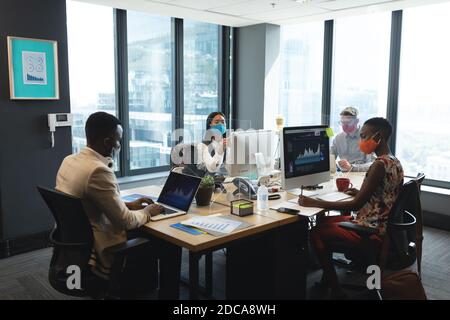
[298,117,404,299]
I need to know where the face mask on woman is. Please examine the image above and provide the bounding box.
[359,132,381,154]
[210,123,226,135]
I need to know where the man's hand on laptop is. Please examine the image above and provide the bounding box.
[126,197,154,210]
[145,204,165,217]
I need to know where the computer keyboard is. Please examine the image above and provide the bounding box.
[162,207,178,215]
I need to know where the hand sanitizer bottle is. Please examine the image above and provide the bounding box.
[257,184,269,213]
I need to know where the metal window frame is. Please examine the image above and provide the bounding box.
[219,26,232,124]
[387,10,449,188]
[422,178,450,189]
[387,10,402,154]
[321,20,334,126]
[114,9,129,177]
[173,18,184,136]
[231,27,238,130]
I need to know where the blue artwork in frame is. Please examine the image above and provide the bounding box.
[7,36,59,100]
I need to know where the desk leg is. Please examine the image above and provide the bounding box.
[189,251,200,300]
[205,252,213,296]
[157,239,181,300]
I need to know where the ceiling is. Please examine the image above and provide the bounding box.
[76,0,450,26]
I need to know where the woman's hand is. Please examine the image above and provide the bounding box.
[344,188,359,197]
[126,197,154,210]
[222,137,228,149]
[298,195,321,208]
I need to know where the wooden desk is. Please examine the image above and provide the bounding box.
[121,172,366,299]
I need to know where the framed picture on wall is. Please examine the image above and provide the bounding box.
[7,36,59,100]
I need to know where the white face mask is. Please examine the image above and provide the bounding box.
[111,146,121,160]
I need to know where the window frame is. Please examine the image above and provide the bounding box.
[320,10,449,188]
[391,8,450,189]
[71,5,449,188]
[107,10,231,177]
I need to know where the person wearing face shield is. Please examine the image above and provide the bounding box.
[298,117,404,299]
[330,106,376,172]
[56,112,181,298]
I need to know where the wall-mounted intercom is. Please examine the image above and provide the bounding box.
[48,113,73,148]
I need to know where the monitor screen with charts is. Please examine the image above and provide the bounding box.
[281,125,330,190]
[157,171,201,212]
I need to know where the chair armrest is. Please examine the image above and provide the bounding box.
[388,210,416,231]
[104,237,150,256]
[338,221,379,236]
[49,229,90,247]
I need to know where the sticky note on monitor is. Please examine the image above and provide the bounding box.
[326,127,334,138]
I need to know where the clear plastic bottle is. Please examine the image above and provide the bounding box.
[257,184,269,212]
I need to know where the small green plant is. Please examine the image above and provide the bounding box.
[200,175,215,187]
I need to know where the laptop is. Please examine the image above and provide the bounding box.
[150,171,202,221]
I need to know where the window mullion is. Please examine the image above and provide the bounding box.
[114,9,130,177]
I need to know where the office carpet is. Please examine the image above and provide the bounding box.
[0,226,448,300]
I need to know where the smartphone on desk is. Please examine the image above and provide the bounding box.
[276,207,300,215]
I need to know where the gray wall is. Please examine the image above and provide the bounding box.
[234,24,280,130]
[0,0,72,241]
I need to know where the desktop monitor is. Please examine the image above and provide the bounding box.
[281,125,330,190]
[225,129,274,178]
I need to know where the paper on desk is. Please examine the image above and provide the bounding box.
[181,216,242,235]
[315,192,351,202]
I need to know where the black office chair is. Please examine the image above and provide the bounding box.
[328,174,425,295]
[37,186,158,299]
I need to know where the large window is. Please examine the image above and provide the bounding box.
[330,13,391,135]
[183,21,219,143]
[67,1,116,154]
[396,3,450,183]
[278,22,324,127]
[127,12,173,170]
[67,1,229,176]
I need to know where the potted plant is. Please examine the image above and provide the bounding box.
[195,175,215,206]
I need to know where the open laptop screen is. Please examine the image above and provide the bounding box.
[157,171,202,212]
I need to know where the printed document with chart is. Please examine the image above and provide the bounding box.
[181,216,242,235]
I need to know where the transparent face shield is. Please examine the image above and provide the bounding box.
[338,116,358,126]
